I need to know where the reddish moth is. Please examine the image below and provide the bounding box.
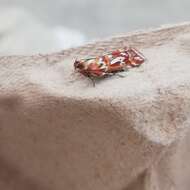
[74,47,145,86]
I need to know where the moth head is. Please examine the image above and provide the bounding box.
[74,60,85,70]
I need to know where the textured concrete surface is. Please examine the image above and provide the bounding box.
[0,23,190,190]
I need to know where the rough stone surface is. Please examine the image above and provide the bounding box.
[0,23,190,190]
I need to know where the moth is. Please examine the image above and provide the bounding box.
[74,47,145,86]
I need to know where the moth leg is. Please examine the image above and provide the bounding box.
[109,71,126,78]
[88,76,96,87]
[115,73,125,78]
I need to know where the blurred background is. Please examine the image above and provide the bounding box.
[0,0,189,55]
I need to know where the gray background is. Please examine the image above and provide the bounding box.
[1,0,190,38]
[0,0,189,54]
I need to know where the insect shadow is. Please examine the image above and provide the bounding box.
[88,71,127,87]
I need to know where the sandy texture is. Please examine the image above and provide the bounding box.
[0,23,190,190]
